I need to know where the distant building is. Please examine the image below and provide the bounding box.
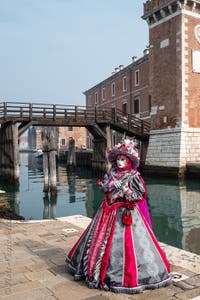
[19,135,28,150]
[58,126,87,150]
[84,0,200,173]
[28,127,43,150]
[28,126,87,151]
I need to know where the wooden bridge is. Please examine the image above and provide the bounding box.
[0,102,151,183]
[0,102,150,140]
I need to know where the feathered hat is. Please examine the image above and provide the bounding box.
[107,139,140,168]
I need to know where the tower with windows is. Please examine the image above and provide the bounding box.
[143,0,200,174]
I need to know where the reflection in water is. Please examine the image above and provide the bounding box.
[145,176,200,255]
[43,193,57,219]
[179,180,200,254]
[146,177,183,249]
[0,153,200,255]
[67,168,76,203]
[85,181,102,218]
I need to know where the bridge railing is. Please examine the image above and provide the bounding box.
[0,102,90,120]
[92,107,150,134]
[0,102,150,135]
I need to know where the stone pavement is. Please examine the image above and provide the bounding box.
[0,215,200,300]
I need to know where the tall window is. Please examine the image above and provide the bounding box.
[87,95,92,106]
[61,138,65,146]
[95,92,98,104]
[134,97,140,114]
[122,102,127,116]
[102,87,106,101]
[135,70,140,86]
[111,82,115,96]
[123,76,127,91]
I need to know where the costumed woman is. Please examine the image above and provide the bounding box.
[66,139,172,294]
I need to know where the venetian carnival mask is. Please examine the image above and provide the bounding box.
[116,155,129,168]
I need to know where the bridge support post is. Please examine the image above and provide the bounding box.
[91,124,112,172]
[0,122,19,184]
[92,138,107,172]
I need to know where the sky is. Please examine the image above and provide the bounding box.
[0,0,149,106]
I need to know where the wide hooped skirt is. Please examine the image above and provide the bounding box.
[66,200,172,294]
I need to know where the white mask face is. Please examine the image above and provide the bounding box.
[116,155,128,168]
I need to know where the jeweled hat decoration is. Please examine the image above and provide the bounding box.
[107,139,140,168]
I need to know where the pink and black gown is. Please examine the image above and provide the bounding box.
[66,167,172,294]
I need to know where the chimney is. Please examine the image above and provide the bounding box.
[132,56,137,62]
[143,48,149,56]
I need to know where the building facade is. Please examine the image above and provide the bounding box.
[58,126,87,150]
[28,126,87,151]
[143,0,200,173]
[84,0,200,174]
[84,54,151,146]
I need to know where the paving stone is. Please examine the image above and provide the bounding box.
[0,287,53,300]
[83,293,132,300]
[183,275,200,288]
[24,269,57,281]
[122,286,175,300]
[49,255,66,266]
[175,288,200,299]
[5,258,35,267]
[0,281,44,296]
[49,280,101,300]
[173,280,195,290]
[0,273,29,289]
[43,296,58,300]
[26,260,55,272]
[170,265,197,277]
[31,247,63,257]
[0,217,200,300]
[163,297,179,300]
[42,274,68,289]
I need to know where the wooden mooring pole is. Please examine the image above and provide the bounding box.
[0,122,19,184]
[41,128,49,193]
[49,128,57,194]
[41,127,57,195]
[67,137,76,168]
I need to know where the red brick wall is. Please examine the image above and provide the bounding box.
[85,58,150,119]
[144,0,170,15]
[58,127,87,149]
[149,15,182,129]
[185,15,200,127]
[85,1,200,132]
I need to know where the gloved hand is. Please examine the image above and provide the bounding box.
[122,184,129,194]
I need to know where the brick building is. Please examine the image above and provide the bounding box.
[84,0,200,174]
[58,126,87,150]
[28,126,87,151]
[84,53,151,146]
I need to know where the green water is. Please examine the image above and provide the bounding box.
[1,153,200,255]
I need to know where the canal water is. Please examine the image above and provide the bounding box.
[1,153,200,255]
